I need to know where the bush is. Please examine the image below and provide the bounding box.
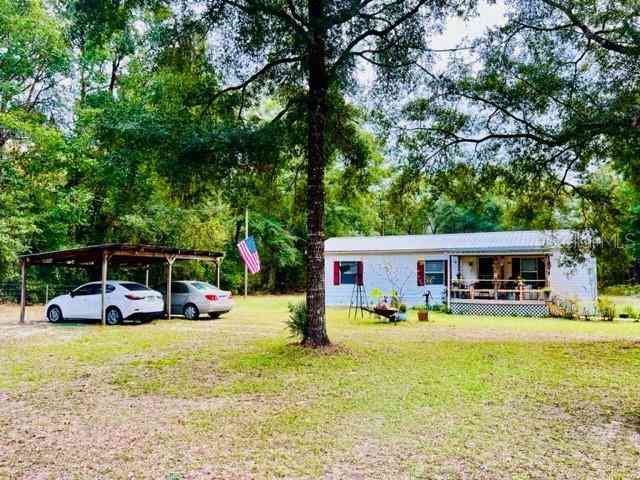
[601,284,640,296]
[370,288,383,302]
[621,304,640,321]
[286,302,308,340]
[399,304,407,313]
[597,298,616,321]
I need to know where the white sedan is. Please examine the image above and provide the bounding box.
[45,281,164,325]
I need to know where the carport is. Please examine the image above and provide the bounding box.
[18,244,224,325]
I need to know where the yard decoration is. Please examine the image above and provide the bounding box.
[418,290,432,321]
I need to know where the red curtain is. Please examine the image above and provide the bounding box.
[356,261,364,286]
[333,261,341,285]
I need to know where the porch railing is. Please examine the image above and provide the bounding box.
[450,279,550,302]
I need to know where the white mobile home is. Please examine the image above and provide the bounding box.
[324,230,597,317]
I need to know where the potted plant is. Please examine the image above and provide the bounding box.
[397,304,408,321]
[542,287,552,301]
[415,303,429,321]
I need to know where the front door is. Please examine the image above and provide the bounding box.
[478,257,493,281]
[66,284,99,318]
[82,283,102,319]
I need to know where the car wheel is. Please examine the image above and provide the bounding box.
[183,303,199,320]
[105,307,123,326]
[47,305,63,323]
[208,312,221,319]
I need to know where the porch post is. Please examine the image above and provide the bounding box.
[101,252,109,325]
[19,258,27,324]
[216,257,221,288]
[165,256,176,318]
[447,254,451,309]
[145,266,150,288]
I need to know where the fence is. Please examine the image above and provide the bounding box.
[0,282,79,305]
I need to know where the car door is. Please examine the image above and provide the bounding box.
[66,284,93,318]
[171,282,189,315]
[84,283,115,319]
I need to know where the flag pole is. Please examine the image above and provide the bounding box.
[244,207,248,299]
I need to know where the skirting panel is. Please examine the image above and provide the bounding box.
[450,302,549,317]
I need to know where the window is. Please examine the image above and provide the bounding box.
[72,283,113,296]
[424,260,445,285]
[520,258,538,281]
[172,282,189,294]
[192,282,215,291]
[120,282,148,291]
[72,284,95,296]
[339,261,358,285]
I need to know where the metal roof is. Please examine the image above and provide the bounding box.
[324,230,575,254]
[19,243,224,266]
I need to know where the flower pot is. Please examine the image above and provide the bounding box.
[417,310,429,322]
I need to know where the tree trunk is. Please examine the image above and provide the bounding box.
[304,0,330,347]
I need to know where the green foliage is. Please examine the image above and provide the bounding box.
[601,284,640,297]
[370,288,383,302]
[620,305,640,322]
[597,298,617,322]
[286,302,308,341]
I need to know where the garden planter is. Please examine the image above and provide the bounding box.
[417,310,429,322]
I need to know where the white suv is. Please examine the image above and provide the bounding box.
[45,281,164,325]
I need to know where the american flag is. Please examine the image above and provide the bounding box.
[237,235,261,274]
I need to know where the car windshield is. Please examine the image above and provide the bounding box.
[192,282,215,291]
[120,282,148,291]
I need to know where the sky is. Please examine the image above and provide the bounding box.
[431,0,507,51]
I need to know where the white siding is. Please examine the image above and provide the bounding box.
[549,249,597,301]
[324,253,448,307]
[325,249,598,306]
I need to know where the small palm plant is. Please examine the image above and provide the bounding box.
[286,302,308,341]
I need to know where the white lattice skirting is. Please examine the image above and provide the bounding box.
[450,302,550,317]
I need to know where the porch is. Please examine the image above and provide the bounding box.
[448,254,551,317]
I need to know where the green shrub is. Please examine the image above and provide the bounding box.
[621,304,640,321]
[399,304,407,313]
[597,298,616,321]
[601,284,640,296]
[390,290,400,309]
[370,288,383,301]
[286,302,308,340]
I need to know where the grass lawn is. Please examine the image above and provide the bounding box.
[1,296,639,479]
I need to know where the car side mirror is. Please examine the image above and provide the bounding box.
[69,291,76,297]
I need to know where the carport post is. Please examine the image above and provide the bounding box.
[19,258,26,324]
[101,252,109,325]
[165,256,176,318]
[145,266,150,288]
[216,257,221,288]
